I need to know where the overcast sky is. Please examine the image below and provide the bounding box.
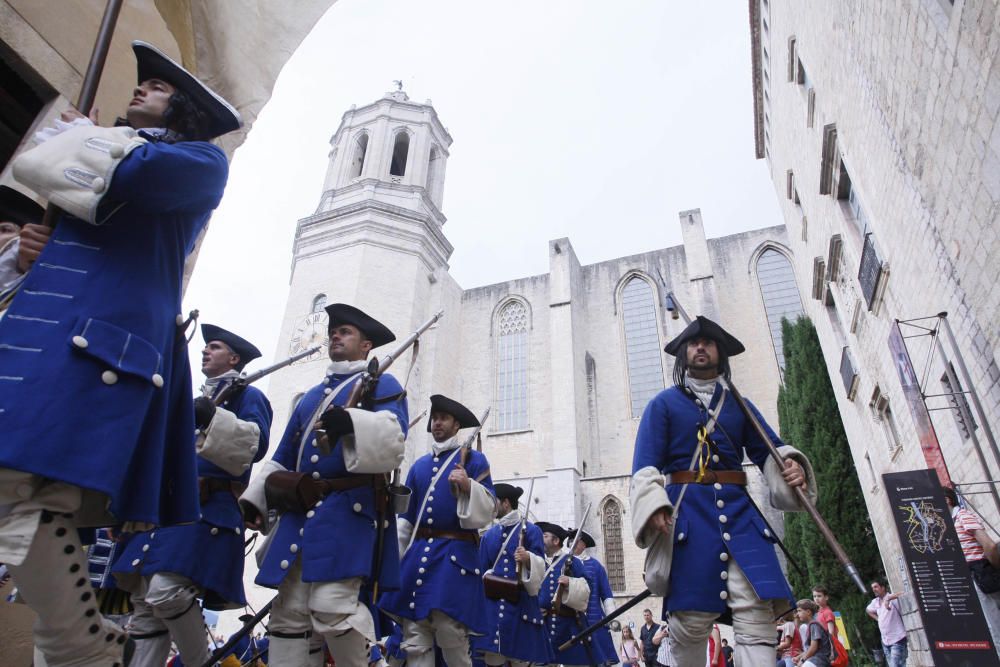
[183,0,782,373]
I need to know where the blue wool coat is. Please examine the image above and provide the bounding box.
[473,520,554,663]
[255,371,408,589]
[632,383,795,618]
[0,137,228,527]
[114,384,271,608]
[540,553,596,666]
[379,447,494,633]
[581,556,619,665]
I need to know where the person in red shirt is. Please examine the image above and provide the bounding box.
[811,586,838,641]
[944,486,1000,646]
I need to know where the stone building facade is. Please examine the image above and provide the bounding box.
[252,88,806,627]
[752,0,1000,663]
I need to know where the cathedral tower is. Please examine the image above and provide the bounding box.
[268,89,456,433]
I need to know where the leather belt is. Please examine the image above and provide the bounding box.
[415,527,478,544]
[666,470,747,486]
[545,606,579,619]
[199,477,246,503]
[316,474,386,495]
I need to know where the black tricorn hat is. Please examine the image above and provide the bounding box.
[493,483,524,502]
[427,394,480,432]
[324,303,396,349]
[535,522,567,541]
[0,186,44,228]
[663,315,745,356]
[566,528,595,548]
[201,323,262,370]
[132,41,242,139]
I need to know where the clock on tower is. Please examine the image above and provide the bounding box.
[289,311,327,357]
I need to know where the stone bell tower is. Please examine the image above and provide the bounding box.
[267,88,456,434]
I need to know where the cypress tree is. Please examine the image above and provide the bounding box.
[777,317,885,659]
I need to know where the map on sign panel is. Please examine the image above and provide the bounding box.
[899,501,947,554]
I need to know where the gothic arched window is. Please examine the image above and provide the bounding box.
[311,293,327,313]
[755,248,804,371]
[621,276,664,417]
[601,498,626,592]
[390,131,410,177]
[349,132,369,179]
[495,300,529,431]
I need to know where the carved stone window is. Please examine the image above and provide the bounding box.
[601,498,626,593]
[621,277,664,417]
[495,300,529,431]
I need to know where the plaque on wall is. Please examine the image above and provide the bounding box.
[883,468,999,666]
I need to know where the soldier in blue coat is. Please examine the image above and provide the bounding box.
[536,522,595,667]
[0,41,240,667]
[630,316,816,667]
[380,394,497,667]
[569,529,619,666]
[115,324,272,666]
[474,483,555,666]
[240,303,409,667]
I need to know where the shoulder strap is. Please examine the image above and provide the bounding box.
[295,372,363,469]
[405,446,464,552]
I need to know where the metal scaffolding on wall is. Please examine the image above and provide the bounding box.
[895,312,1000,518]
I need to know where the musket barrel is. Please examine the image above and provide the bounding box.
[723,378,866,594]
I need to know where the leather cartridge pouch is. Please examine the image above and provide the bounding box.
[265,471,322,514]
[482,571,521,604]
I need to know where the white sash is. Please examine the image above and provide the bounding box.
[295,372,364,469]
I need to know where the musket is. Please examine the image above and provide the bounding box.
[559,589,654,652]
[316,310,444,455]
[212,345,323,406]
[664,291,866,594]
[450,407,491,496]
[552,502,597,666]
[552,502,592,613]
[407,409,428,431]
[200,601,272,667]
[722,376,865,592]
[515,477,536,581]
[333,310,443,600]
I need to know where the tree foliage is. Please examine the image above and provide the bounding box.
[777,317,885,657]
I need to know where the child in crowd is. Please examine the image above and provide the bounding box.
[794,600,833,667]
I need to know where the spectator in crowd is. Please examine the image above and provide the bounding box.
[865,580,907,667]
[707,625,726,667]
[794,600,832,667]
[720,638,733,667]
[811,585,839,641]
[620,626,642,666]
[776,612,803,667]
[944,486,1000,641]
[651,621,673,666]
[639,609,661,667]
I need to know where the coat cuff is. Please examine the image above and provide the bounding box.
[12,126,147,224]
[341,409,405,474]
[196,407,261,477]
[397,517,413,557]
[562,576,591,612]
[764,445,817,511]
[522,551,546,596]
[457,479,496,529]
[630,466,671,548]
[239,459,286,534]
[602,597,616,616]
